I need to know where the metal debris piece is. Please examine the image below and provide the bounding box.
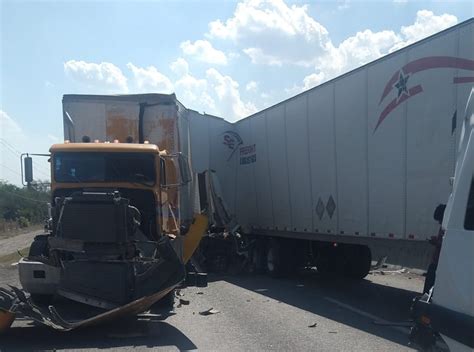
[255,288,268,292]
[179,298,190,305]
[199,308,220,316]
[371,256,387,270]
[0,284,179,331]
[196,292,204,295]
[308,322,318,328]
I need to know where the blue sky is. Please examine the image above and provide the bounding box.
[1,0,473,185]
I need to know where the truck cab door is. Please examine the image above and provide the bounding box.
[433,128,474,351]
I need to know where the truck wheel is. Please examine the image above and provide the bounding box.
[316,245,343,276]
[266,238,283,277]
[343,245,371,280]
[28,234,49,258]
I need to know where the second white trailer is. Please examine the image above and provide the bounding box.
[189,18,474,274]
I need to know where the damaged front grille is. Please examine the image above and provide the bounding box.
[48,191,185,309]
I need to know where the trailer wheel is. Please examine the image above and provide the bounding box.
[343,245,371,280]
[316,245,343,276]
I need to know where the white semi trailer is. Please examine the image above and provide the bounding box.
[60,19,473,280]
[189,18,474,280]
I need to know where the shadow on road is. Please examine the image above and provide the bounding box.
[0,318,196,351]
[213,271,420,349]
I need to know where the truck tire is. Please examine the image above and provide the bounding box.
[343,245,371,280]
[316,245,344,276]
[28,234,49,258]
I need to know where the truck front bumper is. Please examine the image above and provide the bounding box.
[18,259,60,295]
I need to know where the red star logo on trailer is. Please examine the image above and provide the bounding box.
[394,71,410,101]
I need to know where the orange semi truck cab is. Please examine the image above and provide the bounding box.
[17,95,209,321]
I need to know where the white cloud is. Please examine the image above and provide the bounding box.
[208,0,330,67]
[170,58,190,76]
[175,74,216,113]
[64,60,128,93]
[126,63,173,93]
[303,72,325,90]
[313,29,401,83]
[298,9,457,93]
[243,47,283,66]
[391,10,458,51]
[246,80,258,92]
[180,40,228,65]
[206,68,257,122]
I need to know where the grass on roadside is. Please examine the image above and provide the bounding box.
[0,247,30,265]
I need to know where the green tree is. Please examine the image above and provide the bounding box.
[0,181,50,224]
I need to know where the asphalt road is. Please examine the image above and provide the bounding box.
[0,264,424,352]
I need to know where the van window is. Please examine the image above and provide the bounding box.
[465,177,474,230]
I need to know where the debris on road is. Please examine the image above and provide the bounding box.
[199,308,220,316]
[179,298,190,305]
[308,322,318,328]
[371,268,408,276]
[371,256,387,270]
[196,292,204,295]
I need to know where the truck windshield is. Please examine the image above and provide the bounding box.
[54,152,155,186]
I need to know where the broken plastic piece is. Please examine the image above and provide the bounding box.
[199,308,220,316]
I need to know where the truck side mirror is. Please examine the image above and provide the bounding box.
[24,156,33,183]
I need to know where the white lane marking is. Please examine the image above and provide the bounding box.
[324,297,410,334]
